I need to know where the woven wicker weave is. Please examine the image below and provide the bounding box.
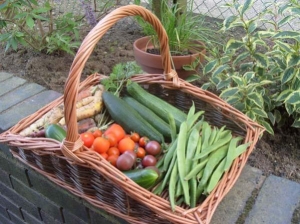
[0,5,265,224]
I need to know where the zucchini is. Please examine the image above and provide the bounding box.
[102,91,164,143]
[45,124,66,142]
[123,96,171,139]
[123,168,159,189]
[126,82,187,128]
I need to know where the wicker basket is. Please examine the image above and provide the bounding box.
[0,5,265,224]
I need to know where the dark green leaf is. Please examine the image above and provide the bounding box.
[235,102,246,111]
[258,31,274,38]
[278,15,294,27]
[211,76,222,85]
[248,20,257,34]
[216,78,232,90]
[285,103,294,115]
[297,69,300,81]
[204,59,218,74]
[260,120,274,135]
[268,112,275,125]
[248,92,264,108]
[225,39,244,51]
[0,1,8,10]
[240,62,254,71]
[243,72,255,83]
[220,87,239,99]
[276,89,293,102]
[13,13,28,19]
[291,118,300,128]
[287,54,300,67]
[253,53,269,67]
[201,83,211,90]
[29,0,38,5]
[281,67,295,85]
[10,37,18,50]
[274,40,294,53]
[252,107,268,118]
[220,56,231,64]
[226,96,240,105]
[212,65,230,77]
[231,76,244,85]
[0,33,10,42]
[285,91,300,104]
[241,0,254,16]
[273,31,300,41]
[246,110,256,120]
[274,110,282,123]
[31,14,49,21]
[273,56,287,70]
[223,15,238,30]
[233,51,250,66]
[185,75,200,82]
[292,76,300,89]
[291,8,300,15]
[26,16,35,29]
[32,7,51,14]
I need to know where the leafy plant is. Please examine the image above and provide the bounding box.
[134,0,217,55]
[202,0,300,134]
[0,0,82,54]
[101,61,143,93]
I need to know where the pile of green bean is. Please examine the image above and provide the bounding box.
[154,105,251,211]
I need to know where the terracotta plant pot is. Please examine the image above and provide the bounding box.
[133,36,206,79]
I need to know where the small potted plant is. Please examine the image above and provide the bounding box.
[133,0,215,79]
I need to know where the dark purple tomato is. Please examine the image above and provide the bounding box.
[145,141,161,156]
[123,150,137,161]
[142,155,157,167]
[116,154,134,171]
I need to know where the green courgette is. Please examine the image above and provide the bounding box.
[126,82,187,128]
[123,96,171,139]
[45,124,66,142]
[123,168,159,189]
[102,91,164,143]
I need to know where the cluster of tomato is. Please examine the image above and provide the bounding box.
[80,123,161,171]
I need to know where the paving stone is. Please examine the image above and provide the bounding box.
[211,165,265,224]
[0,83,45,113]
[0,90,61,131]
[0,77,26,96]
[245,175,300,224]
[0,72,13,82]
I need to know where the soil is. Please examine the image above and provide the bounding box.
[0,16,299,184]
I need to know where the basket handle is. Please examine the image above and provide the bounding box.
[63,5,174,147]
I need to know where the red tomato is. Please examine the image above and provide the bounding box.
[107,147,120,156]
[136,147,146,159]
[93,129,102,138]
[104,133,118,147]
[93,137,110,154]
[118,138,136,154]
[104,124,126,143]
[80,132,95,148]
[139,136,149,147]
[100,152,108,160]
[130,132,140,142]
[107,155,119,167]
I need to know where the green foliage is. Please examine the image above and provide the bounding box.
[101,61,143,94]
[202,0,300,133]
[134,0,217,55]
[0,0,81,54]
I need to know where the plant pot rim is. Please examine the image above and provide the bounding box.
[133,36,206,58]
